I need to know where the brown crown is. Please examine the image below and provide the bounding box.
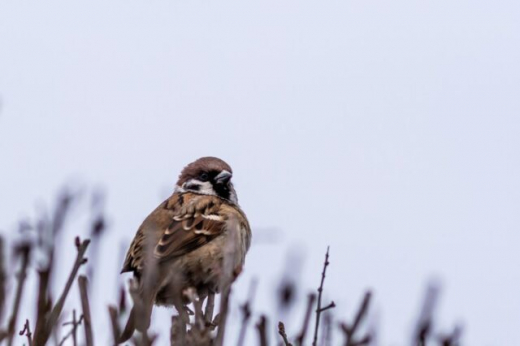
[177,157,233,185]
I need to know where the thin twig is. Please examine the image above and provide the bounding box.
[18,319,33,346]
[0,237,6,324]
[412,282,440,346]
[108,305,121,345]
[193,294,205,330]
[319,301,336,313]
[278,278,296,312]
[72,311,80,346]
[278,321,293,346]
[78,276,94,346]
[214,285,232,346]
[33,210,53,344]
[138,236,159,333]
[33,237,90,345]
[438,324,463,346]
[340,291,372,346]
[58,310,83,346]
[204,293,215,325]
[296,293,317,346]
[320,312,333,346]
[86,189,107,283]
[7,243,31,346]
[34,187,76,343]
[237,279,258,346]
[117,285,127,321]
[312,246,334,346]
[215,218,240,346]
[51,189,75,236]
[349,335,371,346]
[33,268,51,346]
[255,315,268,346]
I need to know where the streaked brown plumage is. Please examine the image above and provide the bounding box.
[119,157,251,341]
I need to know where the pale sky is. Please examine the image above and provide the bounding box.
[1,1,519,345]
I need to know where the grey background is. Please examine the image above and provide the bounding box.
[1,0,519,344]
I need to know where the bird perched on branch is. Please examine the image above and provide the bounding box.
[119,157,252,342]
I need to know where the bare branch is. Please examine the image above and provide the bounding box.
[87,188,107,279]
[349,335,371,346]
[255,315,268,346]
[78,276,94,346]
[278,321,293,346]
[118,285,127,315]
[438,324,463,346]
[33,237,90,345]
[412,282,440,346]
[33,207,54,343]
[237,279,258,346]
[58,310,83,346]
[215,216,241,346]
[319,301,336,313]
[51,189,75,236]
[312,246,333,346]
[192,293,205,330]
[340,291,372,346]
[18,319,32,346]
[33,268,51,346]
[108,305,121,345]
[7,243,31,346]
[0,237,6,324]
[320,312,333,346]
[296,293,317,346]
[214,285,231,346]
[204,293,215,326]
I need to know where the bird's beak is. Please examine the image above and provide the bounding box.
[215,170,232,184]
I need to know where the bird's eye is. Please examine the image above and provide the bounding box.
[199,172,209,182]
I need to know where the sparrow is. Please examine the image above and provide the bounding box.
[119,157,252,341]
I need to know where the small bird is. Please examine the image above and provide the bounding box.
[119,157,252,341]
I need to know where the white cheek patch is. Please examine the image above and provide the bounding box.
[183,179,217,196]
[196,181,216,195]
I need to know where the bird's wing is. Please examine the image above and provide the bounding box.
[121,193,226,274]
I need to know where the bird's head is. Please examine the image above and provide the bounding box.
[175,157,238,204]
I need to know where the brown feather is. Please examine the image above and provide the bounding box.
[121,192,231,275]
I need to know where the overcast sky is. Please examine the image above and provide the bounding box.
[1,0,519,345]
